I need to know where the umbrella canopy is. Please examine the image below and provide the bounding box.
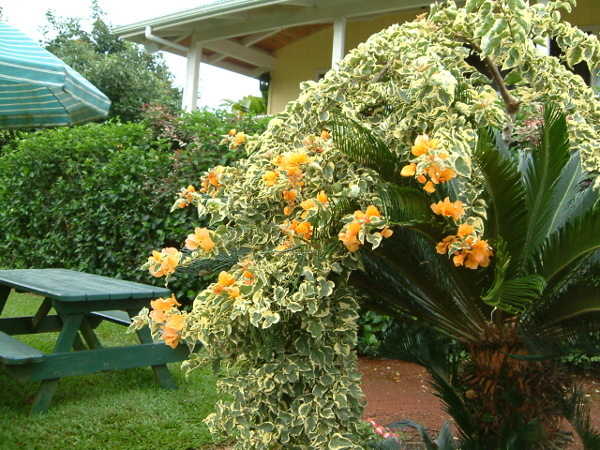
[0,22,111,129]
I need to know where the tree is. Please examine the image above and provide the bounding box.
[132,0,600,448]
[42,1,182,122]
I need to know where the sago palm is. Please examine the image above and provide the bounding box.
[331,104,600,448]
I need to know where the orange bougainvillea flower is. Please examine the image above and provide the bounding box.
[436,235,457,254]
[401,163,417,177]
[411,134,439,156]
[227,286,241,299]
[228,129,236,136]
[339,221,363,252]
[316,191,329,203]
[294,221,313,240]
[283,206,293,215]
[468,239,493,268]
[161,313,185,348]
[218,271,236,287]
[177,185,196,207]
[283,189,297,202]
[365,205,381,220]
[214,271,236,294]
[262,170,279,186]
[300,199,316,211]
[148,247,181,278]
[321,130,331,139]
[380,226,394,238]
[447,238,493,270]
[200,170,222,194]
[423,181,436,193]
[165,313,185,332]
[242,270,254,285]
[185,227,215,252]
[276,149,314,175]
[149,294,181,323]
[430,197,465,221]
[354,205,381,223]
[457,223,475,238]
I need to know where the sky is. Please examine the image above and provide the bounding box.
[1,0,261,108]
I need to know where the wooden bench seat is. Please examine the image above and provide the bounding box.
[0,331,46,365]
[88,310,131,326]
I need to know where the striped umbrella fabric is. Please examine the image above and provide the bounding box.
[0,23,111,128]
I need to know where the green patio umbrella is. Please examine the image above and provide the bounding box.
[0,22,111,129]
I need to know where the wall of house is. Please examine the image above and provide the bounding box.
[267,0,598,114]
[269,8,425,113]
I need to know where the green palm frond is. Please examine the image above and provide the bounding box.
[568,180,599,219]
[519,103,571,271]
[519,286,600,356]
[480,241,545,314]
[375,182,434,225]
[330,116,403,184]
[547,151,590,233]
[373,181,448,244]
[310,196,358,241]
[354,230,490,340]
[562,386,600,448]
[533,203,600,286]
[180,248,251,276]
[473,127,527,278]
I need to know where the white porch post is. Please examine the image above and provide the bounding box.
[331,17,346,68]
[536,0,551,55]
[183,41,203,112]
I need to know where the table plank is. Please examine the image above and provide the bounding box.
[0,269,170,301]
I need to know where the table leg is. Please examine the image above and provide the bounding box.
[31,298,52,332]
[0,285,10,315]
[29,313,84,415]
[128,310,177,390]
[79,317,103,349]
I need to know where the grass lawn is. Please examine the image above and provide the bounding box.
[0,292,229,449]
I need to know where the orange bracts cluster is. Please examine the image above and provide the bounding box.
[161,314,185,348]
[264,147,319,216]
[200,168,223,196]
[302,130,331,153]
[281,219,313,242]
[430,197,465,221]
[149,294,184,349]
[213,271,241,299]
[298,191,329,219]
[436,226,493,270]
[147,247,182,278]
[149,294,181,323]
[273,149,314,177]
[338,205,393,252]
[177,185,196,208]
[262,170,279,187]
[238,259,256,286]
[401,134,456,193]
[221,128,246,149]
[185,227,215,252]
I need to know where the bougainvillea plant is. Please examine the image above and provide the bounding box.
[130,0,599,448]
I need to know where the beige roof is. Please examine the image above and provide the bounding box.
[112,0,431,78]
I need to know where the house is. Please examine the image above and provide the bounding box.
[112,0,599,114]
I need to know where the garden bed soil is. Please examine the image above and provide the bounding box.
[359,357,600,449]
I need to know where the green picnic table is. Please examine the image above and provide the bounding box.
[0,268,193,415]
